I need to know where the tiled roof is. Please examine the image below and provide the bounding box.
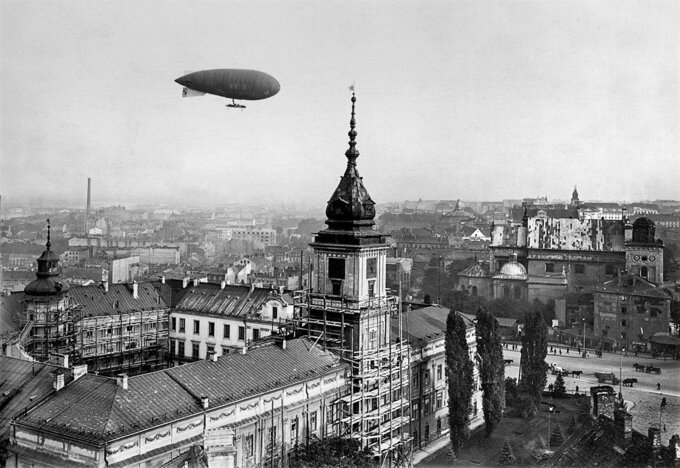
[594,274,669,299]
[12,338,345,445]
[0,293,24,335]
[69,282,170,318]
[0,357,72,440]
[458,263,489,278]
[173,283,285,317]
[549,414,671,467]
[392,306,473,344]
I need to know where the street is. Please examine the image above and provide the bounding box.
[502,345,680,438]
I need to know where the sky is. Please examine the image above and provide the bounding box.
[1,0,679,209]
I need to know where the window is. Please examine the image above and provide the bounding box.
[503,286,510,298]
[545,263,555,273]
[253,329,260,340]
[436,391,443,410]
[245,434,254,457]
[171,317,176,331]
[207,344,214,356]
[291,417,299,445]
[208,322,215,337]
[238,326,246,341]
[179,318,185,333]
[170,339,176,356]
[514,286,522,300]
[424,396,431,415]
[193,320,200,334]
[606,265,615,275]
[621,319,626,327]
[575,264,585,274]
[425,423,430,441]
[368,281,375,298]
[621,306,627,315]
[471,285,478,296]
[268,426,276,447]
[272,306,278,319]
[310,411,317,431]
[192,342,199,359]
[437,364,442,381]
[437,418,442,434]
[412,372,419,389]
[366,258,377,278]
[224,324,231,339]
[328,258,345,279]
[424,369,430,387]
[412,402,419,416]
[178,341,185,356]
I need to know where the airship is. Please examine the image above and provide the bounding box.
[175,69,280,108]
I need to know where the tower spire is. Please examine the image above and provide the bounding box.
[345,93,359,165]
[46,218,51,251]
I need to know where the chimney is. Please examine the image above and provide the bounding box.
[648,427,662,460]
[201,396,209,409]
[117,374,128,390]
[250,283,255,292]
[50,353,69,369]
[280,338,287,350]
[669,434,680,464]
[161,275,166,284]
[86,177,91,218]
[221,280,226,289]
[103,281,109,293]
[53,371,65,391]
[132,281,138,299]
[183,277,190,288]
[72,364,87,381]
[193,278,199,287]
[241,345,248,355]
[279,285,284,295]
[614,408,633,447]
[590,386,616,419]
[211,351,218,362]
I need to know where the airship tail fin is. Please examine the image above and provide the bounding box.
[182,87,206,98]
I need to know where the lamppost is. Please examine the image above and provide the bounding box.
[437,255,442,305]
[582,317,586,358]
[619,347,625,402]
[548,402,555,449]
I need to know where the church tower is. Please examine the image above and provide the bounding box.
[570,185,580,207]
[23,220,76,361]
[297,94,410,463]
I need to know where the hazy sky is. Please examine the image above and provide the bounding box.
[1,0,679,208]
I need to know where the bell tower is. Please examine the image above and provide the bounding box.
[296,93,410,462]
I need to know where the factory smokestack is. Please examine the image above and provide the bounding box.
[86,178,91,218]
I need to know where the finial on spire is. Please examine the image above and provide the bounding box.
[46,218,51,250]
[345,91,359,165]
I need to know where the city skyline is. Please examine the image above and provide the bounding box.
[2,1,679,206]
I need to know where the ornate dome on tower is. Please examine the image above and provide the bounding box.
[324,93,376,232]
[24,220,69,296]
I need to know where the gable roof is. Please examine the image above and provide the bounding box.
[69,281,170,318]
[173,283,286,317]
[391,306,474,344]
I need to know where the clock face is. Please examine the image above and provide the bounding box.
[649,256,656,262]
[367,258,377,278]
[633,255,640,261]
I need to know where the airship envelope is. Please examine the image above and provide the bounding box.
[175,69,280,101]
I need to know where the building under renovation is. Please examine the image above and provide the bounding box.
[292,93,413,466]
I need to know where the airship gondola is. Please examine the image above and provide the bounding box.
[175,69,280,109]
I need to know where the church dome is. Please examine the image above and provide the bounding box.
[499,261,527,278]
[494,253,527,280]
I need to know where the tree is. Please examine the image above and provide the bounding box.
[520,310,548,413]
[550,424,565,448]
[289,436,376,468]
[446,312,474,455]
[498,439,516,465]
[552,373,566,398]
[476,305,505,436]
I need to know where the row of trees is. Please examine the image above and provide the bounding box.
[446,295,549,457]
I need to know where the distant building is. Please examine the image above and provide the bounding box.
[168,282,295,361]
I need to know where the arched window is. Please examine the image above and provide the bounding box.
[503,286,510,298]
[514,285,522,300]
[471,285,478,296]
[640,266,648,280]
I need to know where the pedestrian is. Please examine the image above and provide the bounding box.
[657,382,661,391]
[567,348,570,354]
[575,385,579,395]
[559,349,562,355]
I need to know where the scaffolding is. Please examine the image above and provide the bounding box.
[22,294,80,361]
[293,291,413,467]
